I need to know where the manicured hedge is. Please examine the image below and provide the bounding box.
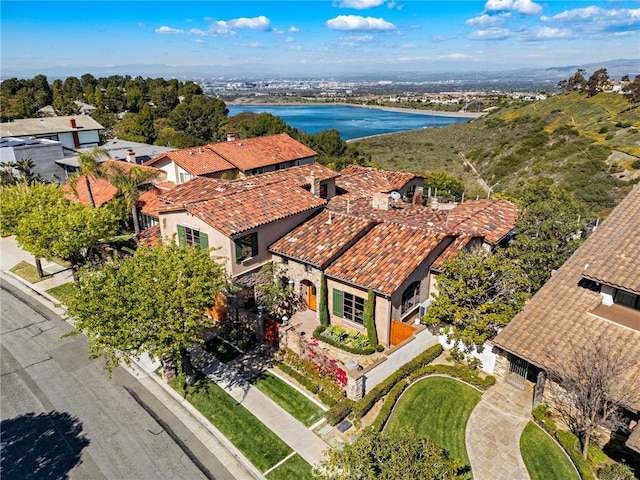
[370,380,407,432]
[313,325,377,355]
[555,430,595,480]
[326,399,355,426]
[352,344,443,420]
[274,361,319,394]
[407,364,496,390]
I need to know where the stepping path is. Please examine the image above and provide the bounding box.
[465,380,532,480]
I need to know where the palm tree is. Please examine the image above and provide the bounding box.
[102,162,159,235]
[68,147,108,208]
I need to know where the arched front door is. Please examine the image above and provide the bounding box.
[301,280,317,311]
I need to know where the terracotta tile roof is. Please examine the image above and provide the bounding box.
[64,176,117,207]
[64,160,165,207]
[328,196,517,246]
[325,223,446,296]
[158,176,230,204]
[492,184,640,411]
[336,165,422,195]
[431,235,476,269]
[144,146,234,176]
[269,210,377,268]
[252,162,340,185]
[209,133,317,171]
[137,183,176,217]
[444,199,518,244]
[137,225,161,248]
[185,183,326,236]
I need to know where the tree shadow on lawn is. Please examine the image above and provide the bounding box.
[1,411,90,480]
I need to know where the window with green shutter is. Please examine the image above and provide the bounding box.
[178,225,208,250]
[234,232,258,263]
[332,289,343,317]
[177,224,186,246]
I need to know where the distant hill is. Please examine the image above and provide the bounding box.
[353,92,640,218]
[2,59,638,85]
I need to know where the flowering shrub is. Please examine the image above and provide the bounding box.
[298,336,348,387]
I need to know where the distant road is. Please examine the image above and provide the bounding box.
[0,280,234,480]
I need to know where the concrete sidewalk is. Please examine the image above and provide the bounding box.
[1,235,329,475]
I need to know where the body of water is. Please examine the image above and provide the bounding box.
[226,104,473,140]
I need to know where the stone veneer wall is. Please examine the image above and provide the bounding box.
[492,346,509,381]
[273,255,322,319]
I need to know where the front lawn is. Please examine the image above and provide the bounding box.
[386,376,481,466]
[170,375,292,472]
[251,371,324,427]
[265,454,314,480]
[520,422,579,480]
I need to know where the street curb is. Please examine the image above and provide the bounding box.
[130,359,265,480]
[2,269,264,480]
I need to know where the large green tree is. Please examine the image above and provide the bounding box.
[423,248,528,350]
[507,185,583,294]
[316,427,466,480]
[65,243,230,383]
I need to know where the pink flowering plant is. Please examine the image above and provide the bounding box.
[298,336,348,387]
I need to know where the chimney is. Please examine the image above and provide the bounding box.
[306,175,321,196]
[227,132,236,142]
[372,192,391,211]
[126,149,136,163]
[69,118,80,149]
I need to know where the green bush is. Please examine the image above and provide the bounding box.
[370,380,407,433]
[318,390,338,408]
[313,325,377,355]
[631,159,640,169]
[555,430,596,480]
[274,362,319,394]
[352,344,443,419]
[597,463,635,480]
[407,363,495,390]
[325,399,355,426]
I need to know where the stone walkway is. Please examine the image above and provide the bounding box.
[465,380,532,480]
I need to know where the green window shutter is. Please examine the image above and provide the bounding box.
[332,289,343,317]
[177,225,186,246]
[199,232,209,250]
[234,240,242,263]
[251,233,258,256]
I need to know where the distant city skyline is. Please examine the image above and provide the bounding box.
[2,0,639,78]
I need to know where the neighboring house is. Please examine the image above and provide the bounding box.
[0,116,104,151]
[144,133,317,184]
[137,181,178,230]
[491,183,640,453]
[155,163,337,286]
[64,160,167,208]
[0,136,67,183]
[335,164,424,201]
[56,139,175,174]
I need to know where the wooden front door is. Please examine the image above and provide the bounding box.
[307,284,317,311]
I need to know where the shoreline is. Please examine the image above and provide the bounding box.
[226,101,484,119]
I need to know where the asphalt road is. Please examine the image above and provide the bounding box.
[0,280,236,480]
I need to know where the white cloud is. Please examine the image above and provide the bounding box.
[228,16,270,30]
[513,0,542,15]
[193,39,205,44]
[544,6,640,35]
[249,42,264,48]
[485,0,541,15]
[156,26,184,34]
[289,26,300,33]
[531,26,569,39]
[285,36,295,43]
[338,0,386,9]
[465,13,508,27]
[326,15,396,31]
[446,53,471,60]
[468,27,512,40]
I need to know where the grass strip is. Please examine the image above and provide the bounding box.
[265,453,314,480]
[170,376,292,472]
[386,376,481,466]
[46,282,77,305]
[520,422,579,480]
[10,260,51,283]
[251,371,324,427]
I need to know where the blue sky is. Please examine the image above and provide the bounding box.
[2,0,639,76]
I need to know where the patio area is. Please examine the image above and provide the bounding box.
[286,310,387,369]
